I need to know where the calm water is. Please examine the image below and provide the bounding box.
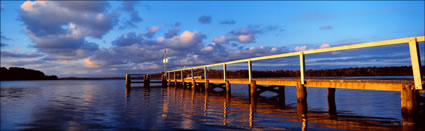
[0,80,413,130]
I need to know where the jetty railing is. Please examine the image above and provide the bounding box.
[125,74,166,88]
[121,36,425,126]
[167,36,425,90]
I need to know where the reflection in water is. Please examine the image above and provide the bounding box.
[1,80,417,130]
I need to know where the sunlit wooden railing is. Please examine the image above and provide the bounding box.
[166,36,425,90]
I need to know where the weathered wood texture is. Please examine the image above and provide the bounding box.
[225,80,231,94]
[400,84,420,126]
[328,88,336,115]
[173,78,415,91]
[250,80,257,97]
[296,82,307,115]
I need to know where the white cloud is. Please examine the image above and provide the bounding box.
[212,36,228,44]
[83,58,100,68]
[320,43,331,48]
[295,45,307,51]
[237,34,254,43]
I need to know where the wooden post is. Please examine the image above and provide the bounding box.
[174,71,176,80]
[125,74,131,88]
[204,66,208,81]
[408,38,423,90]
[250,80,256,98]
[181,70,184,81]
[147,74,150,88]
[223,64,227,82]
[328,88,336,115]
[299,52,305,84]
[248,59,252,82]
[278,86,285,106]
[191,68,194,80]
[161,74,166,88]
[167,76,171,86]
[192,79,196,90]
[181,70,184,88]
[401,84,420,126]
[205,80,209,92]
[225,80,231,95]
[296,82,307,114]
[144,74,150,88]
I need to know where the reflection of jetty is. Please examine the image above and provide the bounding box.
[125,86,403,130]
[127,36,425,126]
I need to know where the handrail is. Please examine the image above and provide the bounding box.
[127,74,146,75]
[166,36,425,89]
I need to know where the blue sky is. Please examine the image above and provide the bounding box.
[1,1,424,77]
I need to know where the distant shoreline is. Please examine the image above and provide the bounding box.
[58,77,125,80]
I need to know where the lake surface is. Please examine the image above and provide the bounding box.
[0,80,418,130]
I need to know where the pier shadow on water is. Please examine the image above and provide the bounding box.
[1,80,422,130]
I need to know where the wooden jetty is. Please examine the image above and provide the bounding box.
[128,36,425,126]
[125,74,166,88]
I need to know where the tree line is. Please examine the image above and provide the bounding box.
[0,67,58,80]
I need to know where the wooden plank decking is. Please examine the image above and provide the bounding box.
[170,78,418,91]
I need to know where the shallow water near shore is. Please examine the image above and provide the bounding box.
[0,80,418,130]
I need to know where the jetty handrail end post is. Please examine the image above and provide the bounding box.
[191,68,194,80]
[248,59,252,82]
[223,64,227,82]
[181,70,184,81]
[204,66,208,82]
[408,38,423,90]
[299,52,306,85]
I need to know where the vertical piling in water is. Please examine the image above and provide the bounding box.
[192,79,196,90]
[278,86,285,106]
[205,80,209,92]
[250,80,256,98]
[125,74,131,88]
[161,74,166,88]
[182,79,185,88]
[167,75,171,86]
[296,82,307,114]
[225,80,231,95]
[328,88,336,115]
[144,74,150,88]
[401,84,420,126]
[181,70,184,88]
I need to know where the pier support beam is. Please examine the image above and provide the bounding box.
[125,74,131,88]
[401,84,420,126]
[250,80,256,98]
[205,80,209,92]
[192,79,197,90]
[167,79,171,87]
[161,74,166,88]
[297,82,308,114]
[225,80,231,95]
[144,74,150,88]
[279,86,285,107]
[328,88,336,115]
[182,79,185,88]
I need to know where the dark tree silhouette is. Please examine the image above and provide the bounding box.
[0,67,58,80]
